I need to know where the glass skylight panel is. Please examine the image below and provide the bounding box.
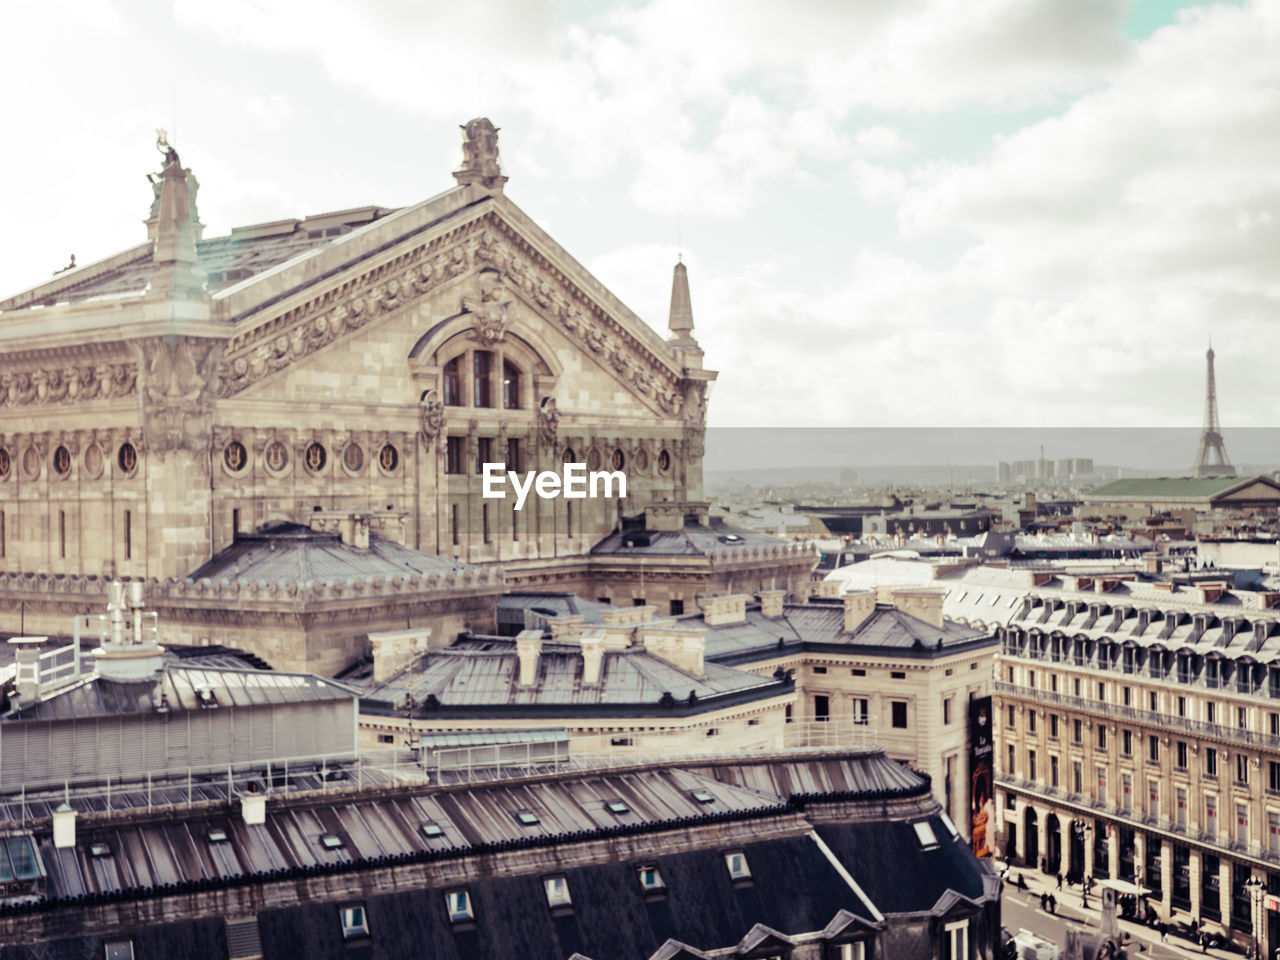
[516,810,540,826]
[938,812,960,839]
[207,828,229,844]
[913,821,939,848]
[544,875,572,907]
[340,905,368,939]
[606,801,630,815]
[446,889,473,922]
[420,822,444,838]
[89,842,112,858]
[691,790,716,804]
[724,851,751,880]
[637,865,665,891]
[320,834,344,850]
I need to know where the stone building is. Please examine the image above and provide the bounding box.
[0,121,817,672]
[993,576,1280,955]
[681,587,998,837]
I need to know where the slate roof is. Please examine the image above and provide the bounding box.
[590,518,790,557]
[0,206,395,311]
[7,662,353,722]
[699,602,994,665]
[497,593,617,634]
[360,640,786,718]
[0,750,997,960]
[187,523,475,586]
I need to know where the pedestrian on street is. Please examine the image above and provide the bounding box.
[1082,891,1089,909]
[1018,874,1027,891]
[1048,894,1056,914]
[1056,873,1063,890]
[1040,892,1048,912]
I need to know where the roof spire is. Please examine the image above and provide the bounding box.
[668,260,694,339]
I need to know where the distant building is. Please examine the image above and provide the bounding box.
[1083,476,1280,523]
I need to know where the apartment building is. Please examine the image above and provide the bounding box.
[993,580,1280,954]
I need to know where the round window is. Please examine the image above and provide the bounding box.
[264,440,289,473]
[379,444,399,472]
[117,442,137,475]
[224,440,248,472]
[53,445,71,477]
[343,443,365,472]
[305,442,327,472]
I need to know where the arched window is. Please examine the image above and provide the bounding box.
[473,351,493,408]
[442,357,462,406]
[503,360,521,409]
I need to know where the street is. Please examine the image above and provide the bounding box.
[1002,881,1240,960]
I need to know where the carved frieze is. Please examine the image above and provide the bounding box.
[214,214,684,416]
[0,361,136,408]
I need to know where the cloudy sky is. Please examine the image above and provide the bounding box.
[2,0,1276,431]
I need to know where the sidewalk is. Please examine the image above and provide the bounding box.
[994,859,1243,960]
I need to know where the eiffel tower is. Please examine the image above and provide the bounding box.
[1191,343,1236,477]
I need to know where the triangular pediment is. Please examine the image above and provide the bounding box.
[1220,478,1280,501]
[212,188,693,418]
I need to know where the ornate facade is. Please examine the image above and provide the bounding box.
[0,122,737,661]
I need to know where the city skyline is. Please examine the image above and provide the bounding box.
[2,0,1275,429]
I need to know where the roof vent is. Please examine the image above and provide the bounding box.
[92,580,165,681]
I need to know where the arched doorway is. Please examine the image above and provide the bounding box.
[1045,814,1062,875]
[1023,806,1040,867]
[1068,820,1086,884]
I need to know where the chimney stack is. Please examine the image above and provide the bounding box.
[241,794,267,826]
[842,590,876,633]
[891,587,945,628]
[758,589,786,618]
[515,630,542,687]
[581,633,605,685]
[52,803,77,849]
[10,638,45,703]
[699,595,749,626]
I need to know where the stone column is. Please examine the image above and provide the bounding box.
[1189,849,1202,919]
[1061,821,1073,879]
[1014,804,1027,863]
[1108,826,1120,879]
[1161,839,1174,916]
[1134,832,1147,884]
[1038,813,1049,872]
[1083,823,1095,878]
[1219,858,1232,930]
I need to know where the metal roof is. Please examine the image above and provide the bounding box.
[699,602,993,663]
[8,663,354,722]
[590,518,791,557]
[362,643,780,712]
[1086,475,1280,501]
[0,207,396,312]
[187,523,478,586]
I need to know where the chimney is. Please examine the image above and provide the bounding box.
[581,633,605,685]
[10,638,44,703]
[758,589,786,618]
[515,629,542,686]
[548,615,584,642]
[699,594,749,626]
[640,625,706,676]
[368,628,433,682]
[52,803,77,849]
[891,587,945,628]
[843,590,877,633]
[242,793,267,826]
[814,579,842,600]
